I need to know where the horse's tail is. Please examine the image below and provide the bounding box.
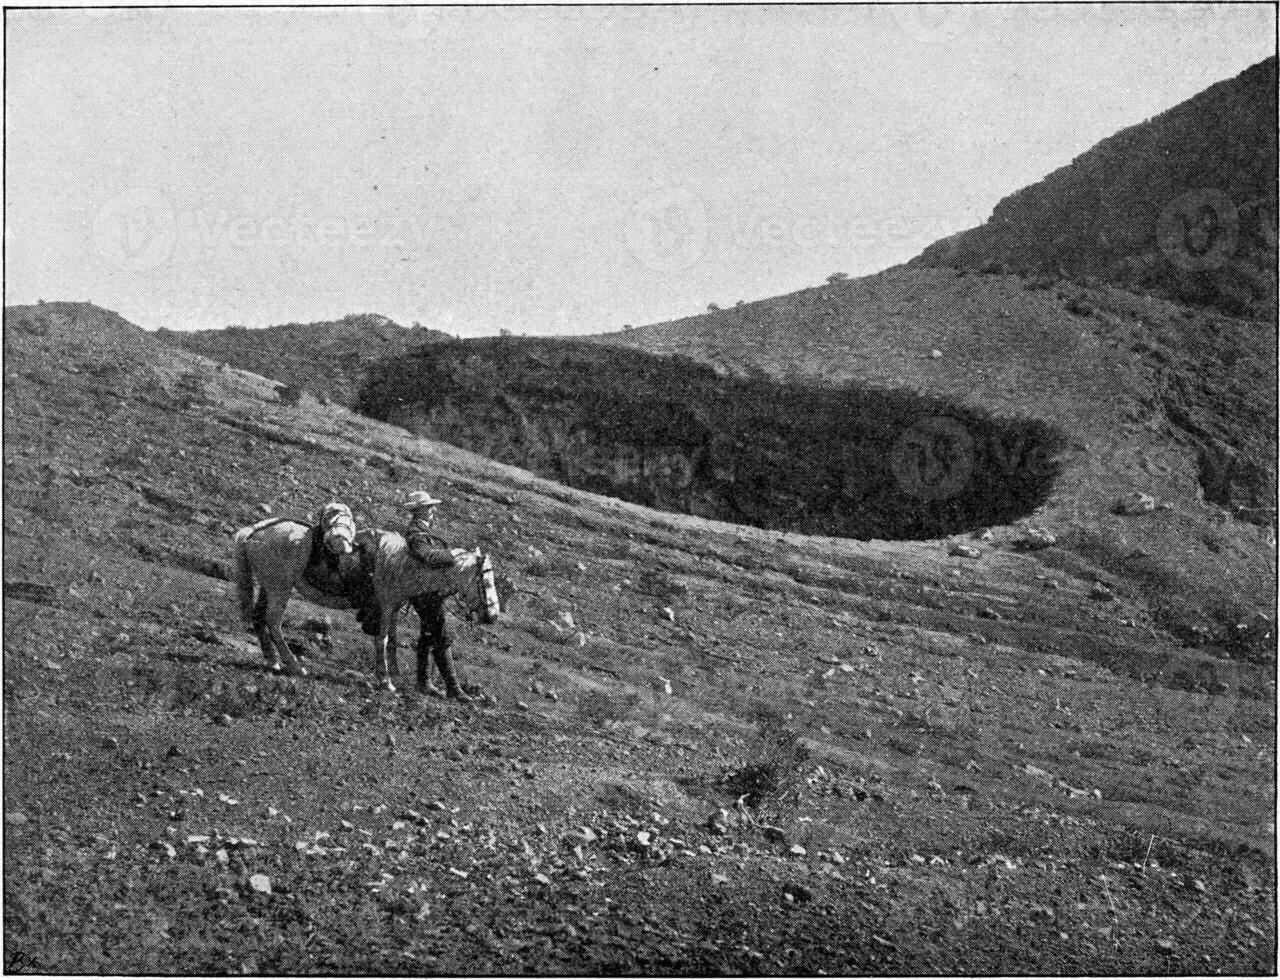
[232,527,258,627]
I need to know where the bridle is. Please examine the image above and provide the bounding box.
[452,551,500,624]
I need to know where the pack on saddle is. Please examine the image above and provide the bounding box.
[299,503,359,595]
[323,490,455,638]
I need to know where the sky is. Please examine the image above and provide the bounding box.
[5,4,1275,336]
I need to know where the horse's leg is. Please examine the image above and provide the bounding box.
[423,600,469,702]
[252,588,280,672]
[264,592,307,677]
[372,608,395,693]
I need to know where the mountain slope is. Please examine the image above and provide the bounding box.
[596,265,1275,654]
[158,313,449,406]
[4,301,1274,972]
[912,56,1278,319]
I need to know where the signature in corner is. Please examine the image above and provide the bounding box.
[7,951,45,973]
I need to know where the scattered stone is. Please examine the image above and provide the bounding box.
[6,812,29,826]
[783,883,813,902]
[978,607,1001,620]
[1019,528,1057,550]
[258,502,273,515]
[248,873,272,894]
[556,611,576,631]
[215,713,234,727]
[153,840,178,860]
[976,528,994,541]
[1089,583,1115,602]
[101,736,119,750]
[930,349,943,359]
[660,607,676,623]
[1113,492,1156,515]
[950,543,982,559]
[789,844,807,857]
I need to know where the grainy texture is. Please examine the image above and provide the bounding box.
[4,301,1274,974]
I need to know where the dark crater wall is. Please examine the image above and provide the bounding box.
[358,338,1066,541]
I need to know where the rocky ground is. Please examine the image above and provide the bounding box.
[4,303,1276,974]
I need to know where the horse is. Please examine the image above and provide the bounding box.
[233,502,359,676]
[233,510,500,695]
[352,528,500,696]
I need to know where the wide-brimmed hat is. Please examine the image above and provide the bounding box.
[403,490,443,509]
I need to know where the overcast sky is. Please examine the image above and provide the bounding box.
[6,5,1275,335]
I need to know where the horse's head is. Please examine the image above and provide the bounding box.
[318,502,356,556]
[457,549,501,624]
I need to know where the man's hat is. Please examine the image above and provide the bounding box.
[403,490,443,509]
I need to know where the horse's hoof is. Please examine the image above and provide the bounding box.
[448,690,473,703]
[417,683,445,698]
[379,678,396,693]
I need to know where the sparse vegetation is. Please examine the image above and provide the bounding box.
[357,337,1066,541]
[3,301,1274,975]
[914,56,1277,320]
[7,54,1277,970]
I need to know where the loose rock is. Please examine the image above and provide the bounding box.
[1114,492,1156,515]
[1019,527,1057,550]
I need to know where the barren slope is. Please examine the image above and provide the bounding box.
[913,56,1277,320]
[598,265,1276,655]
[4,302,1275,974]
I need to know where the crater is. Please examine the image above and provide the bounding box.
[358,338,1066,541]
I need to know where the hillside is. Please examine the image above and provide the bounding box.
[4,301,1274,973]
[356,336,1066,542]
[912,56,1277,320]
[158,313,450,407]
[599,265,1276,653]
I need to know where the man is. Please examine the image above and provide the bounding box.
[403,490,456,567]
[401,490,466,697]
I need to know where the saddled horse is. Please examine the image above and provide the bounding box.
[233,502,359,676]
[233,509,500,696]
[352,528,500,697]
